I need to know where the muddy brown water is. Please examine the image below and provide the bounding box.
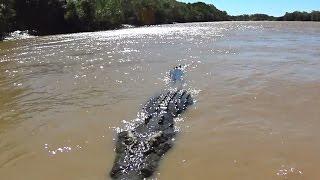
[0,21,320,179]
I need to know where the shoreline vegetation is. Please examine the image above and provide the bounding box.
[0,0,320,40]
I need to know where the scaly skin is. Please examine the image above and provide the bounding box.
[110,88,193,179]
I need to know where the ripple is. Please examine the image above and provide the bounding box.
[276,165,303,178]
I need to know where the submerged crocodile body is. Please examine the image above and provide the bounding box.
[110,66,193,179]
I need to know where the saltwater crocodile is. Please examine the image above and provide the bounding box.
[110,66,193,180]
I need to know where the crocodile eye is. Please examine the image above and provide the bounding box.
[124,138,134,145]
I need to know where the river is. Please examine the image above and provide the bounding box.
[0,21,319,179]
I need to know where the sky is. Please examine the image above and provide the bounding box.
[180,0,320,16]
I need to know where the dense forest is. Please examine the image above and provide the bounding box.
[0,0,320,40]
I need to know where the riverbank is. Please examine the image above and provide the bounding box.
[1,0,319,41]
[2,19,320,43]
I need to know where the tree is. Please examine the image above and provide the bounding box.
[311,11,320,21]
[14,0,67,35]
[0,0,15,39]
[65,0,80,32]
[76,0,96,31]
[95,0,124,29]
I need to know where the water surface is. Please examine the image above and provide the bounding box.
[0,21,319,179]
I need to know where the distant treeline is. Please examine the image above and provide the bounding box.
[231,11,320,21]
[230,14,276,21]
[0,0,319,40]
[279,11,320,21]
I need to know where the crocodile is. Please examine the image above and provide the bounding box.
[110,66,193,180]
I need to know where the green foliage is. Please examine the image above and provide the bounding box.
[77,0,96,31]
[310,11,320,21]
[64,0,124,32]
[116,0,228,25]
[64,0,79,31]
[64,0,229,27]
[95,0,124,28]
